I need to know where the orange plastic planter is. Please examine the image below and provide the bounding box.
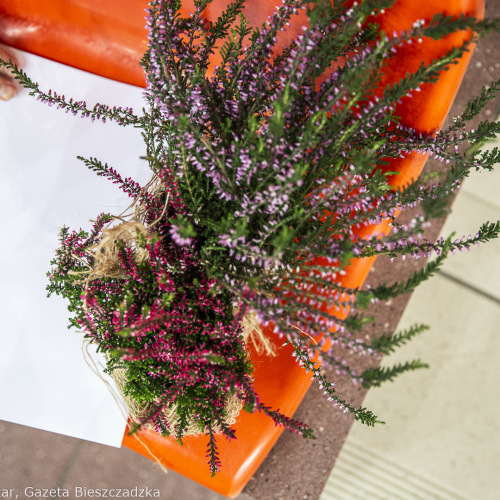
[0,0,483,497]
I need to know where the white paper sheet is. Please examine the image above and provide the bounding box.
[0,50,150,447]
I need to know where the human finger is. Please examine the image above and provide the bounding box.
[0,46,20,100]
[0,75,16,101]
[0,45,19,75]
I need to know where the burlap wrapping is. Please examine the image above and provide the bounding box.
[86,222,149,279]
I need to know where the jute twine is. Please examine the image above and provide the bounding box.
[86,219,275,436]
[86,222,149,280]
[234,305,276,357]
[82,341,169,473]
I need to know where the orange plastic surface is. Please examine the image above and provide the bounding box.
[0,0,483,497]
[0,0,148,87]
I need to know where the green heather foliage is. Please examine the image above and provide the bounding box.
[2,0,500,474]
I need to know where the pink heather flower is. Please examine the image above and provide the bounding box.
[169,224,192,246]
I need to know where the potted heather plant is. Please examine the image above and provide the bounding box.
[1,0,499,495]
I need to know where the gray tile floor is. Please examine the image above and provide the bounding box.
[0,420,231,499]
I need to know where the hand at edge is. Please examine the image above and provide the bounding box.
[0,45,19,101]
